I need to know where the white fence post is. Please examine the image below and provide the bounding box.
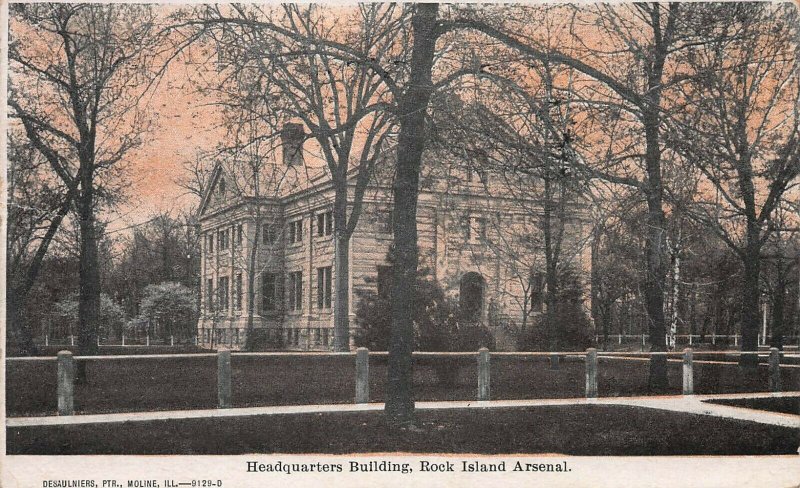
[478,348,491,401]
[122,334,125,346]
[171,335,174,347]
[355,347,369,404]
[585,348,598,398]
[57,351,75,416]
[769,348,781,392]
[146,334,150,347]
[45,334,49,347]
[682,348,693,395]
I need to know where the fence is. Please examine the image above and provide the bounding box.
[596,334,800,348]
[14,347,793,416]
[39,334,198,348]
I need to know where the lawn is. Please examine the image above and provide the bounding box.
[704,396,800,415]
[7,405,798,455]
[6,355,798,417]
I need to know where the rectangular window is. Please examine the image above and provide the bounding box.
[288,219,303,244]
[316,211,333,237]
[262,272,279,311]
[377,210,393,233]
[235,224,243,247]
[218,228,230,251]
[234,273,243,311]
[322,328,329,346]
[218,276,229,311]
[467,216,487,243]
[206,278,214,312]
[262,223,278,245]
[377,265,392,299]
[317,266,332,309]
[207,234,214,253]
[288,271,303,311]
[467,167,488,184]
[530,273,545,313]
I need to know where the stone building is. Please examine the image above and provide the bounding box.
[196,134,592,351]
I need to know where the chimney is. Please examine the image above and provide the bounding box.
[281,122,305,166]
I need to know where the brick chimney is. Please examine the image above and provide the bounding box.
[281,122,305,166]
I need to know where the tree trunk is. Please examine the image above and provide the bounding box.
[244,218,261,351]
[333,233,351,352]
[643,108,669,391]
[385,3,439,426]
[739,236,761,368]
[77,167,101,384]
[770,264,786,350]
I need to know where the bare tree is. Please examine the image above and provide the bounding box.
[669,3,799,365]
[9,4,163,373]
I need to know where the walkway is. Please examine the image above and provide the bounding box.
[7,391,799,429]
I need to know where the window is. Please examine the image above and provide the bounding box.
[218,276,229,311]
[234,273,243,311]
[262,272,279,311]
[530,273,545,313]
[377,210,393,233]
[467,216,487,243]
[377,265,392,299]
[218,228,230,251]
[288,219,303,244]
[207,233,214,253]
[317,266,332,309]
[467,167,488,184]
[288,271,303,311]
[316,211,333,237]
[235,224,243,248]
[322,328,329,346]
[206,278,214,312]
[262,223,278,244]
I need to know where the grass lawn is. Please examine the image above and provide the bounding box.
[7,405,798,455]
[705,396,800,415]
[7,355,799,417]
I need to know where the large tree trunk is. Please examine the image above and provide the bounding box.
[333,233,351,352]
[643,108,669,391]
[385,3,439,426]
[77,167,101,383]
[769,263,786,350]
[740,237,761,367]
[244,218,261,351]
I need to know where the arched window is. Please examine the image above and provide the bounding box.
[459,272,485,322]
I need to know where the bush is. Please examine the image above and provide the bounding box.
[53,293,126,339]
[355,268,494,386]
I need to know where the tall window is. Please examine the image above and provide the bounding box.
[288,271,303,311]
[530,272,545,313]
[262,223,278,244]
[218,276,229,311]
[234,273,243,311]
[219,228,230,251]
[207,233,214,253]
[206,278,214,312]
[467,216,487,243]
[288,219,303,244]
[317,266,332,309]
[377,265,392,299]
[262,272,279,311]
[376,210,393,234]
[316,211,333,237]
[235,224,243,248]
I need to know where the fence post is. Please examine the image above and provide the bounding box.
[355,347,369,404]
[217,348,232,408]
[682,348,694,395]
[478,348,491,401]
[769,347,781,392]
[549,353,560,370]
[585,348,598,398]
[734,335,738,347]
[57,351,75,416]
[122,334,125,346]
[146,334,150,347]
[97,335,100,347]
[171,335,174,347]
[618,334,622,345]
[712,333,716,345]
[45,334,49,347]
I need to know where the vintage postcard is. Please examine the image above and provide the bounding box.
[3,1,799,487]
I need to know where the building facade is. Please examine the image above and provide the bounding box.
[196,147,592,351]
